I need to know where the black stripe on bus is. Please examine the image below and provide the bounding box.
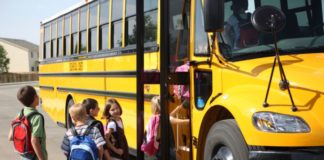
[38,71,137,77]
[40,43,159,65]
[39,85,54,90]
[56,87,156,100]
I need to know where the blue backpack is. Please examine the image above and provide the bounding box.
[69,126,99,160]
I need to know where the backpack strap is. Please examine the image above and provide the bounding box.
[20,109,45,129]
[84,124,94,136]
[88,119,105,137]
[87,119,100,128]
[109,118,120,132]
[71,127,78,136]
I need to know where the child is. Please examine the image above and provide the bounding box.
[61,103,106,160]
[102,98,129,160]
[141,96,161,157]
[82,98,111,160]
[8,85,48,160]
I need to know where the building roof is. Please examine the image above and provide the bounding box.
[0,38,38,53]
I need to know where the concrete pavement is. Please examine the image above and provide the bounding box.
[0,82,66,159]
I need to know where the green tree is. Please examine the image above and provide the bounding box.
[0,45,10,73]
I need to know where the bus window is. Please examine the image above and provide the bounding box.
[99,0,109,50]
[89,2,98,52]
[80,6,87,53]
[144,0,158,44]
[168,0,189,72]
[64,15,70,56]
[112,21,122,48]
[126,0,136,46]
[194,0,208,55]
[51,21,57,58]
[126,17,136,46]
[71,11,78,54]
[57,18,63,56]
[112,0,123,48]
[44,25,51,59]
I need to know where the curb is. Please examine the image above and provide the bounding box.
[0,81,39,86]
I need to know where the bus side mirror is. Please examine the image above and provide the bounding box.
[204,0,224,32]
[251,6,286,34]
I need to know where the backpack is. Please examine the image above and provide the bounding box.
[141,115,160,156]
[11,109,44,157]
[69,126,99,160]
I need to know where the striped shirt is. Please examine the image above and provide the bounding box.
[61,124,106,155]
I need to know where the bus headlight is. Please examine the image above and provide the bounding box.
[252,112,310,133]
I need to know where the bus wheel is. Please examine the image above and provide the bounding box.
[204,119,249,160]
[66,98,74,129]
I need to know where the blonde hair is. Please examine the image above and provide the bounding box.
[69,103,87,122]
[151,96,160,114]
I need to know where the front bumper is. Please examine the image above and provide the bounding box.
[249,147,324,160]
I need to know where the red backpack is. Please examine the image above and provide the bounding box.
[11,109,44,156]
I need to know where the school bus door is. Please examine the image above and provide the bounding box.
[189,0,223,159]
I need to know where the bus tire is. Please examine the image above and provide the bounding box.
[66,98,74,129]
[204,119,249,160]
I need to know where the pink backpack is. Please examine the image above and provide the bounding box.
[141,115,160,156]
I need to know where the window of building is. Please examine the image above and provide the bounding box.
[100,0,109,50]
[89,2,98,52]
[30,52,34,58]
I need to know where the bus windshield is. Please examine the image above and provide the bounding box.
[219,0,324,61]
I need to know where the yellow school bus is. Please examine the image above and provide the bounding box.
[39,0,324,159]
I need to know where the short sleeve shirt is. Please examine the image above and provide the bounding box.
[107,120,123,133]
[22,107,47,160]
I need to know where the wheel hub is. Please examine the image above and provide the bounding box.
[212,146,234,160]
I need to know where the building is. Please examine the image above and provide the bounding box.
[0,38,39,73]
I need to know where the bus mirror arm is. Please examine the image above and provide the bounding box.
[210,33,225,65]
[251,6,297,112]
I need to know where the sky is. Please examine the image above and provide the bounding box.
[0,0,81,45]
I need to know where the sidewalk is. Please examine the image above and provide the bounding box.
[0,81,38,86]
